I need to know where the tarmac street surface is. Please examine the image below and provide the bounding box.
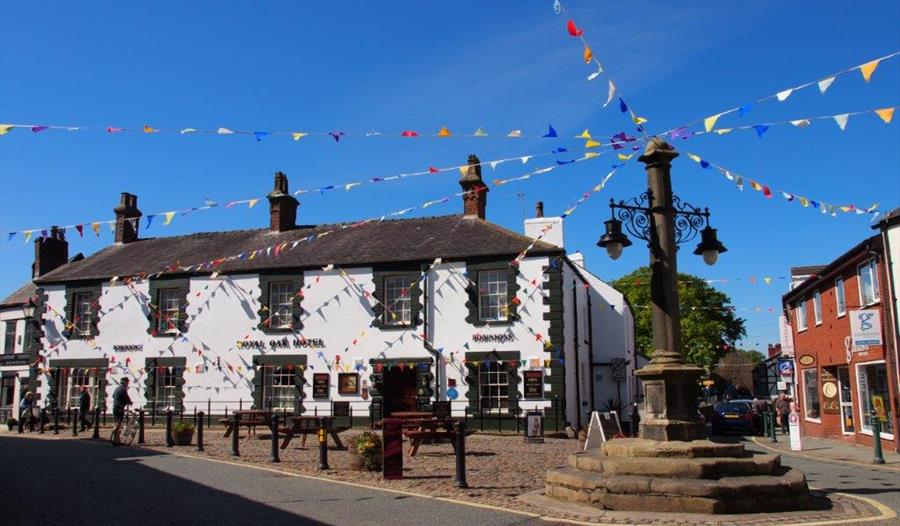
[0,437,543,526]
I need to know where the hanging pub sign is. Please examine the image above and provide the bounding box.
[338,373,359,395]
[312,373,330,398]
[236,337,326,350]
[820,368,840,415]
[850,310,882,347]
[523,370,544,399]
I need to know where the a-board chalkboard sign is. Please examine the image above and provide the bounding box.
[523,370,543,399]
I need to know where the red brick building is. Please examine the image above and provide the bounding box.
[783,234,898,452]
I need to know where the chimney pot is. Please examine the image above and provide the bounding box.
[459,154,489,219]
[268,171,299,232]
[535,201,544,218]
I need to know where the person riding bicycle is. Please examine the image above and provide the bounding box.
[111,377,133,445]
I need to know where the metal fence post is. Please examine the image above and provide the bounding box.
[72,408,79,436]
[317,417,329,470]
[207,399,212,428]
[92,407,100,439]
[53,409,59,435]
[872,410,886,465]
[454,419,468,488]
[39,409,46,434]
[271,415,280,463]
[165,410,174,447]
[231,412,240,457]
[138,409,145,444]
[770,412,778,443]
[197,411,205,452]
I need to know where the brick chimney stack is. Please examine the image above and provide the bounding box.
[113,192,142,244]
[535,201,544,218]
[267,171,299,232]
[459,154,489,220]
[33,226,69,278]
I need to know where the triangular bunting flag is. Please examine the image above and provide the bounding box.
[791,119,811,127]
[818,76,835,94]
[217,127,234,135]
[776,88,793,102]
[578,129,591,139]
[604,80,616,107]
[0,125,14,136]
[543,124,558,138]
[292,132,307,141]
[583,44,592,64]
[566,19,583,37]
[874,108,895,124]
[704,113,721,132]
[859,59,880,82]
[507,130,522,137]
[437,126,451,137]
[833,113,849,131]
[473,127,487,137]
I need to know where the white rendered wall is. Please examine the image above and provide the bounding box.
[0,307,29,414]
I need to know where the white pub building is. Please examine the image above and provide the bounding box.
[3,155,637,431]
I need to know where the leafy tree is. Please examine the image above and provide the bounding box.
[613,266,746,369]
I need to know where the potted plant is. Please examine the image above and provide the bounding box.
[347,431,383,471]
[6,418,18,431]
[172,420,194,446]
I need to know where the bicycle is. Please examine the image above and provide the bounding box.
[110,409,138,446]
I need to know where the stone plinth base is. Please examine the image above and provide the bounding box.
[544,438,810,514]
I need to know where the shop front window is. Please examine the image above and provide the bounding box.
[857,362,893,436]
[802,368,820,420]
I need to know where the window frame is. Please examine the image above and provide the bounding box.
[72,292,95,337]
[478,270,510,322]
[3,321,16,354]
[372,269,422,330]
[262,365,299,411]
[478,361,510,413]
[802,367,821,423]
[154,366,179,412]
[464,262,520,327]
[147,278,189,337]
[61,368,100,411]
[268,281,295,329]
[813,290,823,326]
[383,275,414,326]
[64,284,101,339]
[156,288,182,335]
[857,259,880,307]
[835,277,846,317]
[855,360,894,439]
[256,274,303,333]
[796,300,808,332]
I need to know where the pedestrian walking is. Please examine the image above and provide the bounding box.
[19,391,35,432]
[752,397,767,435]
[78,387,92,432]
[775,392,791,434]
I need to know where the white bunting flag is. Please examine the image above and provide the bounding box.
[790,119,811,128]
[776,88,794,102]
[833,113,850,131]
[217,127,234,135]
[520,155,531,164]
[603,80,616,107]
[818,76,835,94]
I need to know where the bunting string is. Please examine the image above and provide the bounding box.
[685,151,880,219]
[659,51,900,136]
[691,106,896,138]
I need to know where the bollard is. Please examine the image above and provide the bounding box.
[53,408,60,435]
[770,412,778,444]
[72,408,79,436]
[271,415,280,463]
[39,409,46,434]
[763,409,771,438]
[231,413,240,457]
[138,409,145,444]
[454,419,468,488]
[18,411,24,433]
[317,417,329,470]
[197,411,205,452]
[872,410,886,465]
[166,410,174,447]
[92,407,100,439]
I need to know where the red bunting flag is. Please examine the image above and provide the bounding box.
[762,185,772,198]
[400,130,418,137]
[428,166,439,173]
[567,19,583,37]
[75,224,83,237]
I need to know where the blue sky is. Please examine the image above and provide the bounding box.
[1,1,898,352]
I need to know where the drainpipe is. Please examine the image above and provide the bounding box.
[874,234,900,452]
[571,279,582,429]
[586,287,596,415]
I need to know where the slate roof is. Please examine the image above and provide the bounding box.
[0,281,36,308]
[35,214,563,283]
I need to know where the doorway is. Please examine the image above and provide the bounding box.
[837,366,854,434]
[382,366,418,415]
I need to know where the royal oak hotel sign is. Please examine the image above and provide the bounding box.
[236,337,326,350]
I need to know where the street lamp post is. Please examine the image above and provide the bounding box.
[598,138,727,441]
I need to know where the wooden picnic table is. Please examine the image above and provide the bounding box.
[280,415,347,450]
[389,411,433,419]
[401,417,457,457]
[221,410,273,438]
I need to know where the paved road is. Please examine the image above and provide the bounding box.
[0,437,541,526]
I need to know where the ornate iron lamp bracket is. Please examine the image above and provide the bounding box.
[608,190,710,247]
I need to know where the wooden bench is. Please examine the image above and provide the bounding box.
[403,429,457,457]
[221,411,272,438]
[280,416,346,450]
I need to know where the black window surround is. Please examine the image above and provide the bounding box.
[144,357,187,412]
[463,350,521,415]
[257,273,304,333]
[147,278,190,337]
[63,283,101,339]
[47,358,109,410]
[464,261,521,327]
[250,354,307,412]
[372,268,423,330]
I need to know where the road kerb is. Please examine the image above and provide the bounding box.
[751,436,900,473]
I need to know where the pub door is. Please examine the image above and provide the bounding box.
[382,366,417,415]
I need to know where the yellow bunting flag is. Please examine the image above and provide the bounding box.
[143,124,157,133]
[763,277,773,286]
[291,132,308,141]
[437,126,452,137]
[163,212,176,226]
[583,44,593,64]
[799,197,809,208]
[0,125,14,135]
[91,222,100,236]
[578,129,592,139]
[23,231,33,243]
[585,139,601,148]
[687,153,701,163]
[584,152,600,159]
[617,153,633,161]
[714,128,732,135]
[875,108,895,124]
[633,116,648,125]
[750,181,763,192]
[458,166,468,177]
[473,127,487,137]
[248,199,259,208]
[344,182,361,191]
[704,114,721,132]
[859,59,880,82]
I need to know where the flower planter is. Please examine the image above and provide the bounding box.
[348,447,383,471]
[173,428,194,446]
